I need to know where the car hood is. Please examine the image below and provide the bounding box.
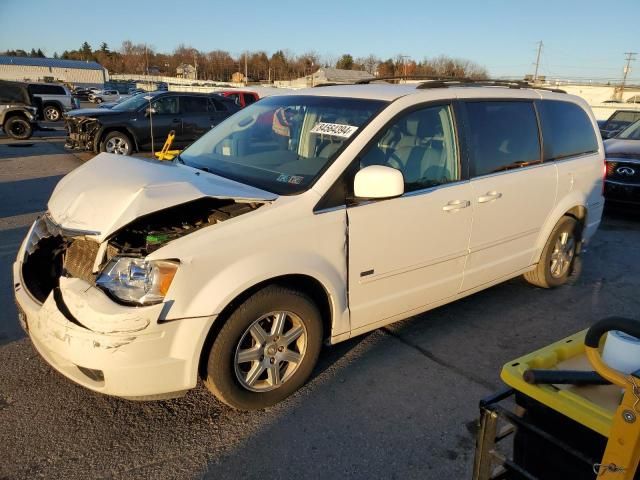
[48,153,277,242]
[604,138,640,156]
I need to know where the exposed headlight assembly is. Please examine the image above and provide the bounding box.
[96,257,178,305]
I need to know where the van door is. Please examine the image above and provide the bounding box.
[460,100,557,291]
[347,103,473,333]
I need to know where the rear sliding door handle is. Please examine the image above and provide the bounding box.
[477,191,502,203]
[442,200,471,212]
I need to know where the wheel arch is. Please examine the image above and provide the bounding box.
[533,197,588,264]
[197,273,334,379]
[2,109,29,126]
[42,100,63,110]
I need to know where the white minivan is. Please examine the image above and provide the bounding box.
[14,82,604,409]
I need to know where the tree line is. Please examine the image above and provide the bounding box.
[2,42,488,82]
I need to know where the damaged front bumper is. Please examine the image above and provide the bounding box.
[64,117,100,151]
[13,220,215,400]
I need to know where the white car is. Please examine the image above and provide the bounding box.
[14,82,604,409]
[89,89,120,104]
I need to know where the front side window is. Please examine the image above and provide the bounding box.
[151,96,179,115]
[179,95,387,194]
[244,94,257,105]
[465,101,540,176]
[358,104,459,192]
[538,100,598,160]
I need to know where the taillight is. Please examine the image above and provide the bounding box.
[603,160,612,195]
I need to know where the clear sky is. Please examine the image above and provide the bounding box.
[1,0,638,82]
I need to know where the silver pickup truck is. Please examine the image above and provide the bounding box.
[28,83,79,121]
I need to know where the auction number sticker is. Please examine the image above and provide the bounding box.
[310,122,358,138]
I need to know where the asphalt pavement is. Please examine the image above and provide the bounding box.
[1,128,639,480]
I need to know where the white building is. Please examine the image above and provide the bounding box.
[0,56,108,87]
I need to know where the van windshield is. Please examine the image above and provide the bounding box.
[179,95,387,194]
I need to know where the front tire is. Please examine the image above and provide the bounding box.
[100,131,132,155]
[204,286,323,410]
[43,105,62,122]
[4,116,33,140]
[524,216,579,288]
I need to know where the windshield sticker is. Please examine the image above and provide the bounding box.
[277,174,304,185]
[310,122,358,138]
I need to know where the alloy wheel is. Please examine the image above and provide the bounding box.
[44,107,60,121]
[105,137,130,155]
[234,311,307,392]
[549,231,575,278]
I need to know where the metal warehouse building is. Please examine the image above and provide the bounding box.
[0,56,108,87]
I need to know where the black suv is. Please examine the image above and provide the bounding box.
[0,80,40,140]
[64,91,240,155]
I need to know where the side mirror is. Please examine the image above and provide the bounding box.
[353,165,404,200]
[145,107,156,116]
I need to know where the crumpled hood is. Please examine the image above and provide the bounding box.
[48,153,277,241]
[604,138,640,156]
[65,108,124,118]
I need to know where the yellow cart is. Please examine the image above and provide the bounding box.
[473,318,640,479]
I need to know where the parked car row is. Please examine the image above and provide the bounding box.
[64,91,241,154]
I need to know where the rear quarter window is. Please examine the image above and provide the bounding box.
[538,100,598,160]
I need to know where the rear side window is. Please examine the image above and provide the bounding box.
[209,97,227,111]
[538,100,598,160]
[464,101,540,177]
[30,84,65,95]
[244,94,257,105]
[181,96,208,113]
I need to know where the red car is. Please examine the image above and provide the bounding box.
[215,90,259,108]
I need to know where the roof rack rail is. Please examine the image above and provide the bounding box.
[353,75,566,93]
[416,78,567,93]
[355,75,461,85]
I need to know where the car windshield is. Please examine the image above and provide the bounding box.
[617,119,640,140]
[179,95,387,194]
[112,93,155,111]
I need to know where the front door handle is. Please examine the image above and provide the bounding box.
[442,200,471,212]
[477,191,502,203]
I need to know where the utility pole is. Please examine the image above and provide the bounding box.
[399,55,410,80]
[620,52,637,99]
[533,41,543,83]
[244,52,248,86]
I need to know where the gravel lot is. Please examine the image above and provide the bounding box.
[1,127,639,480]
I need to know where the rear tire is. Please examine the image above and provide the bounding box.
[4,116,33,140]
[524,216,579,288]
[43,105,62,122]
[204,286,323,410]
